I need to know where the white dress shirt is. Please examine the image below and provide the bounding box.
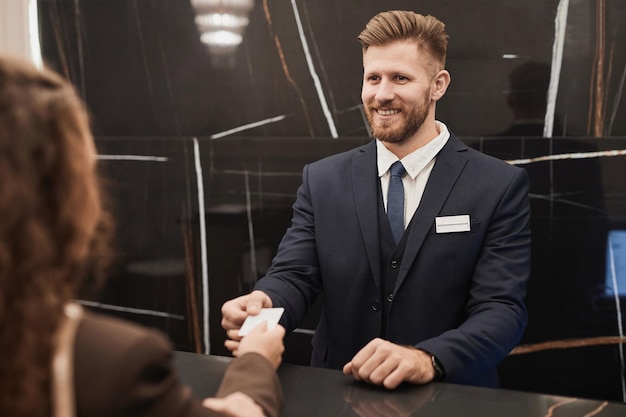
[377,121,450,230]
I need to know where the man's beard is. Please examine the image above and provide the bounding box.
[365,99,429,144]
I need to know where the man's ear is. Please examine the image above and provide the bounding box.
[431,69,451,101]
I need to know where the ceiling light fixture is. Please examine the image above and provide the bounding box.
[190,0,254,67]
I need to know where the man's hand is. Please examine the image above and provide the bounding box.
[342,338,435,389]
[221,290,273,353]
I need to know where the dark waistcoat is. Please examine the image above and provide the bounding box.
[377,188,413,336]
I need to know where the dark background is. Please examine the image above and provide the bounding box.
[38,0,626,403]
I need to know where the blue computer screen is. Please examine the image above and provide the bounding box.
[605,230,626,297]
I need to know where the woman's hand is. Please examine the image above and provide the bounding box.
[202,392,264,417]
[231,322,285,370]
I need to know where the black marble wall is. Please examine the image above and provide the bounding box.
[37,0,626,403]
[39,0,626,138]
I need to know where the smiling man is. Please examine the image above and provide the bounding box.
[360,20,450,155]
[221,10,531,389]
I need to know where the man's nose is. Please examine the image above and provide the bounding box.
[374,79,395,103]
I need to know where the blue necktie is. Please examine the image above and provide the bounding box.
[387,161,406,243]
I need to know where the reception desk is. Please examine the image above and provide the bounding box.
[175,351,626,417]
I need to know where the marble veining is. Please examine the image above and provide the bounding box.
[210,114,288,139]
[288,0,337,137]
[78,300,185,320]
[544,0,568,137]
[98,154,170,162]
[545,398,607,417]
[506,149,626,165]
[262,0,314,136]
[193,137,210,354]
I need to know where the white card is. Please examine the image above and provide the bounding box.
[435,215,471,233]
[238,307,284,337]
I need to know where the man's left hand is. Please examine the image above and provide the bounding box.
[342,338,435,389]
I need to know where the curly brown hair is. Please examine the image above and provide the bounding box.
[0,56,113,417]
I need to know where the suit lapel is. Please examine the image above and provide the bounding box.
[395,134,470,292]
[352,141,382,293]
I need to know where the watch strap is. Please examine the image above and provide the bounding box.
[431,354,446,381]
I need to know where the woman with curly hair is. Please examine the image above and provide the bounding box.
[0,56,285,417]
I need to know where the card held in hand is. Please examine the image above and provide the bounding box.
[238,307,284,337]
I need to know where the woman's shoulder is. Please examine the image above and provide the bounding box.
[77,308,173,356]
[73,308,176,395]
[73,308,200,416]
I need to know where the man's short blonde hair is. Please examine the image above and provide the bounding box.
[358,10,449,75]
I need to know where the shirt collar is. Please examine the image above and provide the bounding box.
[377,121,450,178]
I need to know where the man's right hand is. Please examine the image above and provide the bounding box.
[221,290,273,351]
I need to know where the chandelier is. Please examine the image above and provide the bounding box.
[190,0,255,67]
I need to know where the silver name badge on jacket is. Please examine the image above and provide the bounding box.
[435,215,471,233]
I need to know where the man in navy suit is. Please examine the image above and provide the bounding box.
[222,10,530,389]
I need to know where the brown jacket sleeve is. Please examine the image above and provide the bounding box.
[215,352,284,417]
[74,312,282,417]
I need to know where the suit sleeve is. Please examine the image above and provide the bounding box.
[416,166,531,384]
[255,163,323,332]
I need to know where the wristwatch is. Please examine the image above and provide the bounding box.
[431,354,446,381]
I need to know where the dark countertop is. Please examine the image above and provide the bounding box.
[174,351,626,416]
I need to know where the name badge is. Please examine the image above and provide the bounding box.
[435,215,471,233]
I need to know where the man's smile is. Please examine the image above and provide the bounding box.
[377,109,400,116]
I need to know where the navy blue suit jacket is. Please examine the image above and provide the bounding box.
[255,133,531,387]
